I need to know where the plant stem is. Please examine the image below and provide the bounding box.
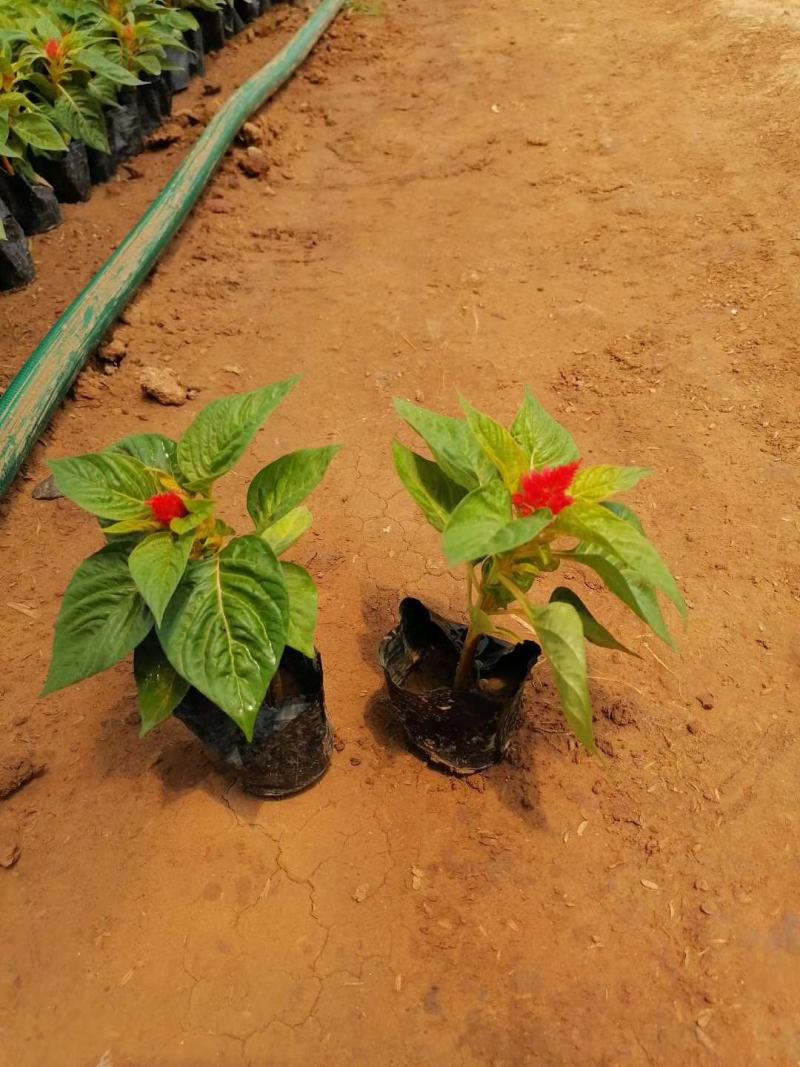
[453,565,493,692]
[453,626,483,691]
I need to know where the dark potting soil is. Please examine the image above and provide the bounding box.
[379,597,540,775]
[0,171,61,235]
[0,200,36,291]
[174,648,333,797]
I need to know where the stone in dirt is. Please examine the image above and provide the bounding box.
[0,843,21,869]
[0,757,46,800]
[98,338,127,364]
[139,366,188,406]
[238,122,264,147]
[32,474,63,501]
[239,147,269,178]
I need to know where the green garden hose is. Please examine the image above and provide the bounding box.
[0,0,345,498]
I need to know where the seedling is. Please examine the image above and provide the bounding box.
[44,380,340,741]
[392,388,686,751]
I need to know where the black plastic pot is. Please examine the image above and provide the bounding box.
[223,4,247,37]
[87,134,118,185]
[137,74,173,135]
[194,8,226,52]
[174,648,334,797]
[0,170,61,234]
[34,142,91,203]
[379,597,540,775]
[0,199,36,291]
[88,91,144,183]
[235,0,260,23]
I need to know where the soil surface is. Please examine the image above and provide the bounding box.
[2,0,800,1064]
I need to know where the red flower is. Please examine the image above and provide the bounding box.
[513,461,580,517]
[148,492,188,525]
[45,38,61,59]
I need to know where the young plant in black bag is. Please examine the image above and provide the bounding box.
[43,381,341,797]
[385,388,686,773]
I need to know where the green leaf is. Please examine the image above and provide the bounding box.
[107,433,178,476]
[392,440,466,532]
[549,587,637,655]
[247,445,341,530]
[13,111,66,152]
[469,606,495,636]
[128,530,193,625]
[133,631,189,737]
[555,500,686,619]
[170,497,214,535]
[484,510,553,557]
[43,545,153,694]
[461,399,528,493]
[53,89,108,153]
[565,550,675,649]
[281,562,317,659]
[49,452,160,520]
[157,535,289,740]
[443,480,512,565]
[511,387,580,469]
[102,517,162,536]
[259,506,312,556]
[527,601,595,751]
[570,465,651,503]
[176,379,298,490]
[74,48,141,85]
[394,398,494,489]
[601,500,645,534]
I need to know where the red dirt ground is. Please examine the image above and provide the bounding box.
[2,0,800,1064]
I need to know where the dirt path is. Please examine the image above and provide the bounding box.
[2,0,799,1064]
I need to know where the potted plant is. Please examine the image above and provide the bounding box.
[382,388,686,773]
[43,379,341,797]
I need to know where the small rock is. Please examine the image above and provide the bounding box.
[695,879,709,891]
[699,901,716,916]
[333,736,346,753]
[0,843,20,869]
[239,146,269,178]
[238,121,264,147]
[696,693,714,710]
[202,81,222,96]
[139,366,187,407]
[352,883,370,903]
[98,338,127,364]
[349,756,361,767]
[0,757,46,800]
[32,474,63,501]
[686,720,700,734]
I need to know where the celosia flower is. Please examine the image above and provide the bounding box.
[513,461,580,517]
[45,38,61,59]
[148,492,188,525]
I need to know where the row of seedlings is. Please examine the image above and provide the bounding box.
[0,0,275,291]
